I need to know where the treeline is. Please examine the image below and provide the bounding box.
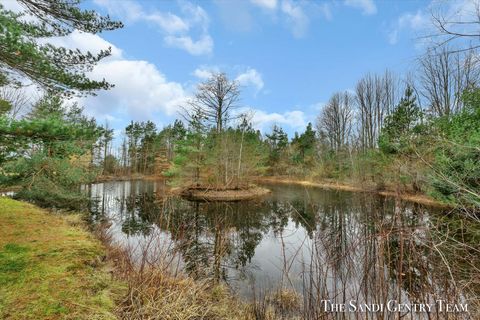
[98,72,320,188]
[94,48,478,211]
[312,47,479,211]
[1,56,478,211]
[0,0,478,212]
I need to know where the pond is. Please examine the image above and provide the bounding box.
[87,180,478,319]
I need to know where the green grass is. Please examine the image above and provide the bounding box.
[0,197,123,319]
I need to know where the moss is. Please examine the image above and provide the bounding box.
[0,197,123,319]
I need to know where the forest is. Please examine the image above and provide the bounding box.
[0,0,479,319]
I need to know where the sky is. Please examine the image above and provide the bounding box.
[3,0,471,138]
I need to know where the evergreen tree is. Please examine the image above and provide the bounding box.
[379,86,423,154]
[0,94,102,209]
[265,125,288,173]
[292,122,316,164]
[0,0,122,95]
[430,88,480,208]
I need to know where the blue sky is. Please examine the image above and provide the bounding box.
[5,0,457,137]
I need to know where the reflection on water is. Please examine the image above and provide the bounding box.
[88,180,478,319]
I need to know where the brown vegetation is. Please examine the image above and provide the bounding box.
[179,185,271,201]
[255,176,451,208]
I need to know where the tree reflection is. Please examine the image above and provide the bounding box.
[89,181,478,319]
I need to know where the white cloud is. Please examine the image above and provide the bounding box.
[388,10,429,45]
[318,3,333,21]
[192,66,264,94]
[81,59,187,118]
[94,0,213,55]
[281,0,309,38]
[238,108,306,132]
[250,0,277,10]
[192,66,219,79]
[236,68,264,93]
[344,0,377,15]
[44,30,190,121]
[165,34,213,56]
[145,12,189,34]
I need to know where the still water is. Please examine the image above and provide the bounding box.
[88,180,477,318]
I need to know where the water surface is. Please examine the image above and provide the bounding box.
[88,180,477,319]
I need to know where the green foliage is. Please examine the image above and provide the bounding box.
[379,86,424,154]
[103,154,118,174]
[0,0,122,95]
[0,98,11,116]
[265,125,288,174]
[290,122,316,173]
[167,114,268,187]
[429,89,480,208]
[166,113,206,185]
[0,94,101,210]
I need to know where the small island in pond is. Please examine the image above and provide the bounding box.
[180,185,271,201]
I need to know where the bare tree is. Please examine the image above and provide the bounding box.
[355,70,399,150]
[185,73,240,133]
[430,0,480,53]
[419,47,479,117]
[316,91,354,151]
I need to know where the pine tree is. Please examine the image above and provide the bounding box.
[0,0,122,95]
[379,86,423,154]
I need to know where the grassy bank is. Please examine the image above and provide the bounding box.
[0,197,264,320]
[0,197,121,319]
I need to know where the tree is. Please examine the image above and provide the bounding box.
[125,121,142,174]
[101,122,114,174]
[317,91,354,151]
[0,94,102,209]
[0,0,122,95]
[0,85,30,118]
[428,88,480,209]
[419,47,479,117]
[168,109,207,186]
[158,119,186,161]
[139,121,157,174]
[291,122,316,166]
[355,71,399,150]
[26,94,64,120]
[232,115,266,186]
[430,1,480,53]
[379,86,423,154]
[265,124,288,173]
[103,154,117,174]
[185,73,240,133]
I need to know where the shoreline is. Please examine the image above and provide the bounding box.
[93,174,449,208]
[0,197,249,319]
[255,176,451,208]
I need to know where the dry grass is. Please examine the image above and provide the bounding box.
[95,224,253,320]
[94,221,307,320]
[180,185,271,201]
